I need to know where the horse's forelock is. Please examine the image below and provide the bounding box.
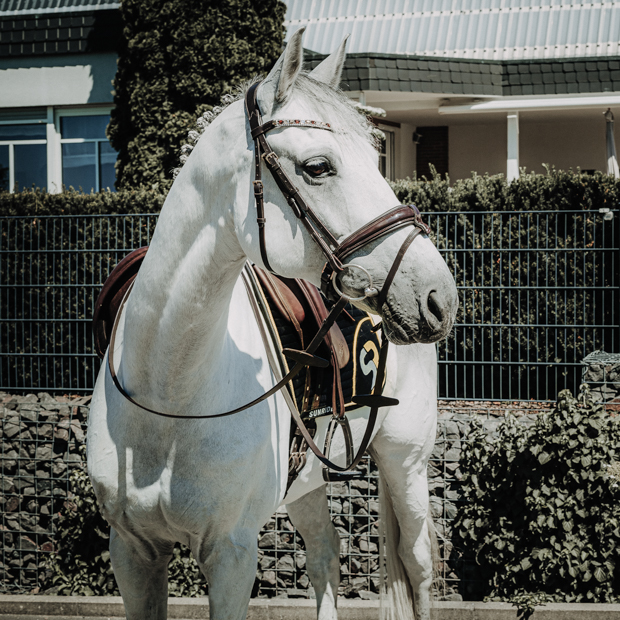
[286,73,377,148]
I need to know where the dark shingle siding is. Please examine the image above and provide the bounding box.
[0,8,121,56]
[322,51,620,95]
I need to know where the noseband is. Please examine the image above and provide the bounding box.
[244,81,430,306]
[107,80,432,480]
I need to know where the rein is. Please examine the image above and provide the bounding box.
[106,79,431,476]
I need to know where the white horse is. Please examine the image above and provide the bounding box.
[87,29,458,620]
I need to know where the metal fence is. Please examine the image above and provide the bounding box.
[0,210,618,400]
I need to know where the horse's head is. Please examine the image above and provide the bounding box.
[235,29,458,345]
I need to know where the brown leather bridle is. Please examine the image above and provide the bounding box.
[245,81,430,306]
[107,80,432,479]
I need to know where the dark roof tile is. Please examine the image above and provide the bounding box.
[385,58,396,68]
[597,61,608,70]
[601,81,613,91]
[552,64,563,73]
[554,73,566,83]
[613,81,620,90]
[531,73,543,84]
[574,62,587,71]
[507,64,518,74]
[521,84,534,95]
[565,72,577,83]
[387,67,398,79]
[586,61,597,71]
[428,60,440,70]
[576,71,589,82]
[540,63,553,73]
[567,82,579,93]
[529,64,541,73]
[544,83,556,94]
[555,83,568,94]
[490,64,502,74]
[611,70,620,81]
[610,60,620,70]
[396,58,407,68]
[379,79,390,90]
[600,70,611,81]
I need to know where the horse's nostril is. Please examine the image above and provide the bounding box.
[427,291,444,325]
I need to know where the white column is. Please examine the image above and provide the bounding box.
[506,112,519,182]
[46,106,62,193]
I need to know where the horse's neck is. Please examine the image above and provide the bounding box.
[118,125,248,411]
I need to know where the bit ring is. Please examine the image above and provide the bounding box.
[331,264,377,302]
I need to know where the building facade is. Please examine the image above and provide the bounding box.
[287,0,620,181]
[0,0,121,193]
[1,0,619,191]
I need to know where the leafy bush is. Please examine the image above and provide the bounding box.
[454,385,620,604]
[42,454,207,597]
[109,0,286,191]
[0,188,165,217]
[389,166,620,213]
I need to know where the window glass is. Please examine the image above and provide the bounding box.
[0,145,8,191]
[61,116,108,140]
[99,142,116,190]
[0,124,46,141]
[62,142,96,191]
[14,144,47,190]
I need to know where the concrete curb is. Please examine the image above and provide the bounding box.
[1,596,620,620]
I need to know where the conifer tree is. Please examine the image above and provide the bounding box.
[108,0,286,191]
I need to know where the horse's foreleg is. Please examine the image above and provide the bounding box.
[194,529,259,620]
[110,527,173,620]
[286,485,340,620]
[370,438,435,620]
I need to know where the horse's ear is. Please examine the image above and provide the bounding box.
[259,28,305,114]
[309,35,349,88]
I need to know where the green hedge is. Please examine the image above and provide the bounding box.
[389,167,620,212]
[0,188,165,217]
[453,386,620,607]
[2,167,618,216]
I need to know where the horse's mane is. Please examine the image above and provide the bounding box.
[173,73,377,179]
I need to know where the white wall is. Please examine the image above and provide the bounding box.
[0,53,117,108]
[446,117,617,180]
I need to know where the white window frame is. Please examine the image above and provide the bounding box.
[0,117,47,193]
[378,128,395,181]
[54,106,114,193]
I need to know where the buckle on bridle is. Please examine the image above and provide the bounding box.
[253,180,263,196]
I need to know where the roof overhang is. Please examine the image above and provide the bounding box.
[439,93,620,114]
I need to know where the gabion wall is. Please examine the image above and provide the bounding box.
[0,392,552,599]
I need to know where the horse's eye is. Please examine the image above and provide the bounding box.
[304,160,331,177]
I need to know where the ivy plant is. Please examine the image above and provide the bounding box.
[454,385,620,606]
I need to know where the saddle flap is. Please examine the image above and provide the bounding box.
[253,266,349,370]
[92,246,148,359]
[296,280,350,369]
